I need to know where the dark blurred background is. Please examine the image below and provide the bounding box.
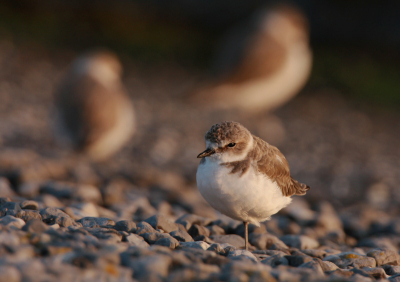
[0,0,399,210]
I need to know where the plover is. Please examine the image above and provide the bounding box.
[190,4,312,113]
[196,121,310,250]
[53,50,135,161]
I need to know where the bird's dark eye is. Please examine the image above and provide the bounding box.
[227,143,236,148]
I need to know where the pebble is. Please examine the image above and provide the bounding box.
[227,249,258,263]
[367,248,400,266]
[262,253,289,267]
[0,202,22,217]
[20,200,39,210]
[383,265,400,275]
[323,251,377,268]
[0,215,25,228]
[188,224,210,238]
[210,234,245,249]
[21,219,49,234]
[170,228,193,242]
[136,221,157,235]
[249,233,288,250]
[0,265,21,282]
[40,207,75,227]
[114,220,137,233]
[78,217,115,228]
[180,241,210,250]
[280,234,319,249]
[154,237,180,249]
[144,214,179,233]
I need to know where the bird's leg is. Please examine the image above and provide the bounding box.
[244,221,248,251]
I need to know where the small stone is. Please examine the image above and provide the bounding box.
[141,232,175,244]
[280,234,319,249]
[170,229,193,242]
[210,234,245,249]
[20,200,39,210]
[176,213,213,230]
[35,194,64,208]
[70,202,99,218]
[301,249,327,259]
[136,221,157,235]
[262,253,289,267]
[0,265,21,282]
[0,215,25,228]
[299,259,325,275]
[124,255,172,281]
[366,248,400,266]
[389,273,400,282]
[323,252,376,268]
[207,225,225,235]
[114,220,137,233]
[22,219,49,234]
[383,265,400,275]
[40,207,75,227]
[101,178,127,207]
[126,234,150,247]
[207,243,223,253]
[87,228,122,243]
[285,251,314,267]
[180,241,210,250]
[188,224,210,238]
[17,210,42,222]
[0,202,21,216]
[78,217,115,228]
[249,233,288,250]
[361,267,387,279]
[227,249,258,263]
[154,237,179,249]
[144,214,179,233]
[358,237,398,251]
[322,261,339,271]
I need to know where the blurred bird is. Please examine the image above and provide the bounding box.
[190,4,312,113]
[196,121,310,250]
[53,50,135,161]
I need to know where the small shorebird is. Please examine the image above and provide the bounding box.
[53,50,135,161]
[196,121,310,250]
[190,4,312,113]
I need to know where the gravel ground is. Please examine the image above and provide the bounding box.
[0,39,400,281]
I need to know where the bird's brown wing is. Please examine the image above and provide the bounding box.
[55,75,120,150]
[251,135,310,197]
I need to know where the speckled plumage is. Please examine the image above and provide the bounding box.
[197,121,309,235]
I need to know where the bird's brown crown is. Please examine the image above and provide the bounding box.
[205,121,251,145]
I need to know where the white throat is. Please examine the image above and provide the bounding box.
[74,59,119,87]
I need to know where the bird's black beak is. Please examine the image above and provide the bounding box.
[197,148,215,158]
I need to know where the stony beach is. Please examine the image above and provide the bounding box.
[0,40,400,281]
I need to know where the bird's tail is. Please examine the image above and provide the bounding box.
[291,178,310,196]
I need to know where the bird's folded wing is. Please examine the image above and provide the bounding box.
[252,135,310,197]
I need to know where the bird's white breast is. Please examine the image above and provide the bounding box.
[196,157,291,225]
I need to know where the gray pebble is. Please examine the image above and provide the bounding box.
[207,224,225,236]
[136,221,157,235]
[20,200,39,210]
[0,201,21,217]
[188,224,210,238]
[285,250,314,267]
[114,220,137,233]
[280,234,319,249]
[0,265,21,282]
[141,232,175,244]
[170,228,193,242]
[383,265,400,275]
[78,217,115,228]
[17,210,42,222]
[249,233,288,250]
[144,214,179,233]
[40,207,75,227]
[262,253,289,267]
[227,249,258,263]
[180,241,210,250]
[175,214,213,230]
[323,251,376,268]
[125,255,172,281]
[0,215,25,228]
[366,248,400,265]
[87,228,122,243]
[210,234,245,249]
[154,237,179,249]
[361,267,387,279]
[126,233,150,247]
[22,219,49,234]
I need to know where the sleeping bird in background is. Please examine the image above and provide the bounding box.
[53,50,135,161]
[189,4,312,113]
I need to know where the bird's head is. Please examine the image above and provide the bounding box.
[198,121,253,162]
